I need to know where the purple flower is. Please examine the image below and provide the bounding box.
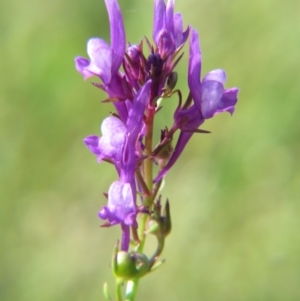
[153,0,189,57]
[154,29,239,182]
[188,29,238,119]
[75,0,125,83]
[75,0,133,114]
[99,181,134,251]
[84,116,127,173]
[98,81,151,251]
[99,181,136,226]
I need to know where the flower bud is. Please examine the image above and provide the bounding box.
[167,72,178,90]
[113,250,150,280]
[124,44,142,81]
[147,198,171,238]
[153,129,173,169]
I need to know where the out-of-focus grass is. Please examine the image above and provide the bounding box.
[1,0,299,300]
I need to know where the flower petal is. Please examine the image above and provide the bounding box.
[121,80,152,182]
[217,87,239,115]
[126,80,151,140]
[173,13,189,47]
[87,38,112,83]
[153,0,166,44]
[201,78,225,119]
[166,0,175,37]
[105,0,125,75]
[75,57,95,80]
[99,116,127,161]
[99,181,136,226]
[202,69,226,85]
[188,29,202,113]
[201,70,236,118]
[83,135,101,156]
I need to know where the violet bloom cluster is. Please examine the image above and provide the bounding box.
[75,0,238,252]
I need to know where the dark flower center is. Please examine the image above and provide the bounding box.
[147,53,164,79]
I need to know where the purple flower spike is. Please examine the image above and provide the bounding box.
[75,0,125,84]
[76,0,240,254]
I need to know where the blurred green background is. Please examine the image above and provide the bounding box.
[1,0,299,300]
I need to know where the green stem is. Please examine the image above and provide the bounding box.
[149,237,165,267]
[135,169,150,197]
[152,178,163,202]
[116,280,123,301]
[125,279,138,301]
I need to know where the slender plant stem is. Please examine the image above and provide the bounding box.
[150,237,165,267]
[116,280,123,301]
[125,279,138,301]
